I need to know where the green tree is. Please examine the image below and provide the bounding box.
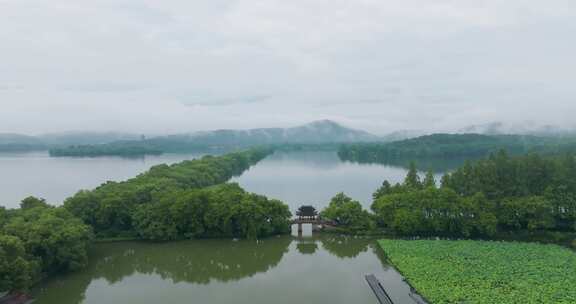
[321,193,374,230]
[4,207,93,273]
[0,235,34,292]
[20,196,48,210]
[373,180,392,201]
[404,162,422,189]
[372,187,497,237]
[545,185,576,230]
[499,196,555,231]
[423,171,436,188]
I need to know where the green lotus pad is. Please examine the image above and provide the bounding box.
[378,239,576,304]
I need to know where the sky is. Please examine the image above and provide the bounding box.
[1,0,576,135]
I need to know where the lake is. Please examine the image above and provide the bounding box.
[1,150,442,304]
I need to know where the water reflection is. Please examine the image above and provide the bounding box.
[320,235,373,258]
[98,237,291,284]
[342,155,479,173]
[33,235,383,304]
[296,241,318,255]
[233,151,416,209]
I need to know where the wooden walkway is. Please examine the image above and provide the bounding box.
[365,274,394,304]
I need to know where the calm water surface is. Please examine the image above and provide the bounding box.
[32,235,423,304]
[233,150,443,210]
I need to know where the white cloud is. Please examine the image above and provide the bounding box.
[0,0,575,134]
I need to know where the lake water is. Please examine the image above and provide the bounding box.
[1,150,441,304]
[31,235,424,304]
[232,150,433,211]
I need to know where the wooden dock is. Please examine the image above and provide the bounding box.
[365,274,394,304]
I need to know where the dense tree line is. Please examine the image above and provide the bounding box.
[320,193,375,232]
[0,197,93,293]
[132,183,290,240]
[338,133,576,164]
[370,152,576,236]
[49,141,163,157]
[64,148,276,237]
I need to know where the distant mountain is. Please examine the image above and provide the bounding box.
[3,121,378,153]
[147,120,380,150]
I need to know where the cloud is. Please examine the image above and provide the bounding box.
[181,95,272,107]
[0,0,575,134]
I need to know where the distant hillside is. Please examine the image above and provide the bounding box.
[39,132,141,145]
[338,133,576,165]
[379,129,425,142]
[46,120,380,156]
[0,132,142,152]
[146,120,379,152]
[49,141,163,157]
[0,133,47,151]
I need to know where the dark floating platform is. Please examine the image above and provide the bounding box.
[365,274,394,304]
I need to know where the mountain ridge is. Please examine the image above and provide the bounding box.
[148,120,380,149]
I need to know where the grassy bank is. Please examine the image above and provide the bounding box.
[378,239,576,303]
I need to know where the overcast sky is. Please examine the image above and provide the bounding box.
[1,0,575,135]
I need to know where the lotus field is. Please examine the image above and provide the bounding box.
[378,240,576,304]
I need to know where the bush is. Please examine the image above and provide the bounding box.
[321,193,375,231]
[0,199,93,292]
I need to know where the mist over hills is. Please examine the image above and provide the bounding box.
[458,121,576,137]
[0,120,380,152]
[149,120,379,148]
[3,120,576,153]
[0,133,46,151]
[0,132,141,151]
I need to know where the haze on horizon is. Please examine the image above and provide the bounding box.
[1,0,575,135]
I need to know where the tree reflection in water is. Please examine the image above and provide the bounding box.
[293,234,374,258]
[33,235,384,304]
